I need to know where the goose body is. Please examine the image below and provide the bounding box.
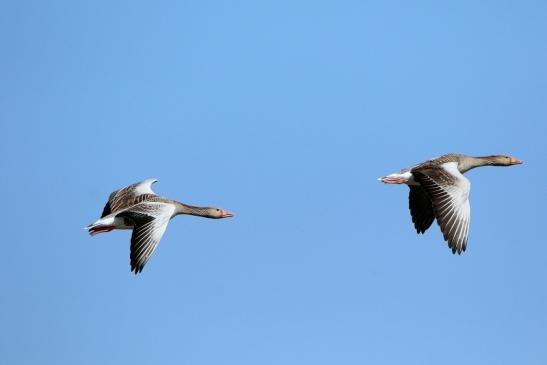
[380,154,522,253]
[87,179,233,273]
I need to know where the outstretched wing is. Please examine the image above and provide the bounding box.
[408,185,435,234]
[116,201,175,273]
[412,162,471,254]
[101,178,158,218]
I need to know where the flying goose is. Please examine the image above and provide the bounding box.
[87,179,234,273]
[379,154,522,253]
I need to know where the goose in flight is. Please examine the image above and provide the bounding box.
[379,154,522,253]
[87,179,233,273]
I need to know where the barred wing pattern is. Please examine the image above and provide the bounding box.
[412,163,471,254]
[116,202,175,273]
[101,178,158,218]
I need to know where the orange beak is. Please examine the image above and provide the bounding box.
[221,210,234,218]
[510,157,523,165]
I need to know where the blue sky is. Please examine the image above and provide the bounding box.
[1,1,546,364]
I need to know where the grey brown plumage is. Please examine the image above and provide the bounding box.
[100,179,158,218]
[87,179,234,274]
[412,170,469,253]
[380,153,522,254]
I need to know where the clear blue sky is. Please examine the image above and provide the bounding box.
[1,1,546,364]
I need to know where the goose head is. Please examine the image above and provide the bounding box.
[485,155,523,166]
[206,208,234,219]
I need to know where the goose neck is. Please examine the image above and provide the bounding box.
[173,201,209,217]
[459,156,496,173]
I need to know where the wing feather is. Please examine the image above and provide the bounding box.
[408,186,435,234]
[115,201,174,273]
[100,179,158,217]
[412,163,471,254]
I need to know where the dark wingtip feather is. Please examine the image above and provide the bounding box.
[100,201,112,218]
[131,264,143,274]
[449,242,466,255]
[408,185,435,235]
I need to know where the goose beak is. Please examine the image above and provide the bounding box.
[510,158,523,165]
[221,210,234,218]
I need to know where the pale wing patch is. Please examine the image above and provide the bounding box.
[129,202,174,273]
[413,164,471,254]
[101,179,159,217]
[130,214,170,273]
[115,202,175,273]
[134,178,158,195]
[434,183,471,253]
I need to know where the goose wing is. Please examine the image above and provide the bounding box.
[411,162,471,254]
[115,201,175,273]
[101,178,158,218]
[408,185,435,234]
